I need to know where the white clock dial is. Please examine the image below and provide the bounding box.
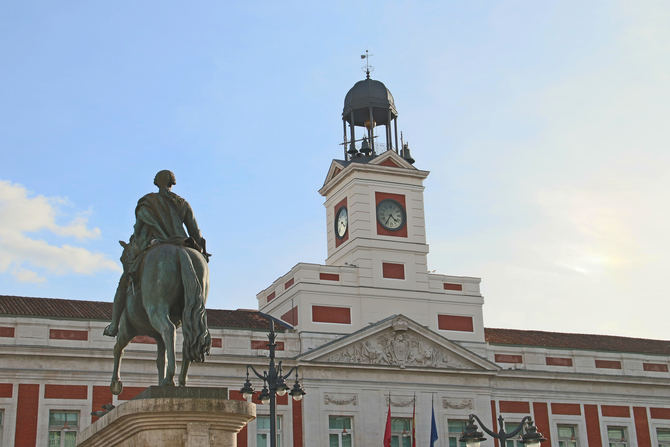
[376,199,405,231]
[335,207,348,238]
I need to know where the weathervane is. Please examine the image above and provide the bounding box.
[360,49,374,78]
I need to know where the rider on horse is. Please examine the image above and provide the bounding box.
[104,170,208,337]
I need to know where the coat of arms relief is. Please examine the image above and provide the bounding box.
[322,326,469,369]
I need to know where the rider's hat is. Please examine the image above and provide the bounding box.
[154,170,176,188]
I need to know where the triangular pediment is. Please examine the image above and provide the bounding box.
[323,160,346,186]
[299,315,499,372]
[369,150,415,169]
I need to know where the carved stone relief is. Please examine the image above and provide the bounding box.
[324,393,358,406]
[321,327,470,369]
[442,398,473,410]
[386,395,415,407]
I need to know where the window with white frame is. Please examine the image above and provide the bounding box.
[329,415,353,447]
[48,410,79,447]
[504,422,524,447]
[0,409,4,447]
[557,424,579,447]
[256,415,281,447]
[447,419,468,447]
[391,417,413,447]
[657,427,670,447]
[607,426,628,447]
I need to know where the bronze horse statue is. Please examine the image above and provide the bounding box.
[110,242,211,395]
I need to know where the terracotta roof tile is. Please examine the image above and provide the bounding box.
[0,295,286,331]
[485,327,670,356]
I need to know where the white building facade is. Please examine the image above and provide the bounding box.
[0,75,669,447]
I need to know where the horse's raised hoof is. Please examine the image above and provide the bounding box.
[110,380,123,395]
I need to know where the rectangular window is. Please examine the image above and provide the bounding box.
[390,417,413,447]
[607,426,628,447]
[448,419,468,447]
[504,422,524,447]
[657,428,670,447]
[329,416,353,447]
[557,424,579,447]
[256,415,281,447]
[0,409,3,447]
[48,410,79,447]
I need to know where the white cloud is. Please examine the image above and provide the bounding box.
[0,180,120,282]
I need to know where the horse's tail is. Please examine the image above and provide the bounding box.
[178,248,211,363]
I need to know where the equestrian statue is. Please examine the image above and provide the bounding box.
[104,170,212,395]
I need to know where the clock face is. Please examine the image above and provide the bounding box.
[376,199,406,231]
[335,206,348,239]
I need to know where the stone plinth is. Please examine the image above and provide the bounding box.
[77,387,255,447]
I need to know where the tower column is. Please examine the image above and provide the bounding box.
[343,120,348,160]
[394,118,399,154]
[350,112,356,153]
[368,107,375,152]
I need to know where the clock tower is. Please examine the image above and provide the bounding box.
[258,73,485,346]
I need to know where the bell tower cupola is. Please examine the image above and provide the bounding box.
[342,66,409,162]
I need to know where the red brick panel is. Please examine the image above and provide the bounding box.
[437,314,474,332]
[251,340,285,350]
[595,359,622,369]
[16,384,39,447]
[495,354,522,363]
[633,406,651,447]
[92,386,113,423]
[0,383,12,397]
[211,337,222,348]
[375,191,408,238]
[643,362,668,372]
[334,197,349,247]
[532,402,551,446]
[380,158,401,168]
[551,403,581,415]
[267,292,276,302]
[49,329,88,340]
[312,306,351,324]
[443,283,463,291]
[319,273,340,281]
[282,306,298,326]
[229,390,248,447]
[131,335,156,344]
[293,397,304,447]
[499,401,530,413]
[277,393,288,406]
[284,278,294,289]
[0,326,15,337]
[490,401,499,447]
[118,386,146,401]
[584,404,603,447]
[602,405,630,418]
[546,356,573,366]
[382,262,405,279]
[650,408,670,419]
[44,384,87,399]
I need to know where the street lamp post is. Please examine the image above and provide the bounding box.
[459,414,546,447]
[240,319,305,447]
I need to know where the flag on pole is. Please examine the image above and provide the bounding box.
[412,395,416,447]
[384,398,392,447]
[430,398,439,447]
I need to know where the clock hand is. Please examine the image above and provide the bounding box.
[385,214,392,225]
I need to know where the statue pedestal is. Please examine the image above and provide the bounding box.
[77,387,255,447]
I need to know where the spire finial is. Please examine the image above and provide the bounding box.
[360,50,373,79]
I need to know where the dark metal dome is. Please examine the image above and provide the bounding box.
[342,77,397,126]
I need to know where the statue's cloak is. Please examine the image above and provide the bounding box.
[133,191,202,251]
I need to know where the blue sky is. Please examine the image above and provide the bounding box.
[1,1,668,339]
